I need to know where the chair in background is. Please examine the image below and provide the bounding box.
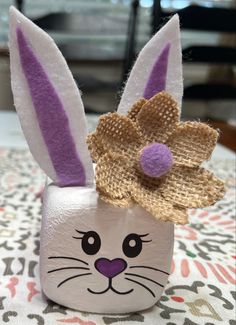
[12,1,150,114]
[162,4,236,151]
[125,1,236,100]
[123,1,236,151]
[122,0,140,82]
[15,0,24,12]
[159,4,236,102]
[33,5,135,114]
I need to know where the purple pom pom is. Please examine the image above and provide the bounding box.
[140,143,173,178]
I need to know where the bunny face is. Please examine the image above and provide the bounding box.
[40,184,174,313]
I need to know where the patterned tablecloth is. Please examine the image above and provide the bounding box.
[0,148,235,325]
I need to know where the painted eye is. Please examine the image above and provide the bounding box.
[122,233,142,258]
[82,231,101,255]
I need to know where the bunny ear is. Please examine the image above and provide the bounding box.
[9,7,94,186]
[118,14,183,115]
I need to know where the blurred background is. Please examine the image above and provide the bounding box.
[0,0,235,150]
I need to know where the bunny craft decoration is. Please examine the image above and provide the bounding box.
[9,7,225,314]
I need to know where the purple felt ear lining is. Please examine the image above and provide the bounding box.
[143,43,171,99]
[16,28,86,186]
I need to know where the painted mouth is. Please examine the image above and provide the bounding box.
[87,279,133,295]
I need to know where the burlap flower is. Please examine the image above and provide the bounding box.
[87,91,225,224]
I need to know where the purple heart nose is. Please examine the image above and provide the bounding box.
[95,258,127,278]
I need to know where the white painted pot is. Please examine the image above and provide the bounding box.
[40,183,174,314]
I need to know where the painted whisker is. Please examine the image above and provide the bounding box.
[125,277,155,297]
[57,273,92,288]
[125,272,164,288]
[48,266,90,274]
[48,256,88,266]
[129,265,169,275]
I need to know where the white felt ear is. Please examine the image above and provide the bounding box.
[9,6,94,186]
[117,15,183,115]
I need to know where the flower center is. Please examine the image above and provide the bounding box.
[139,143,173,178]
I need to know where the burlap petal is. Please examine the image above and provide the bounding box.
[132,183,188,224]
[127,98,147,122]
[96,152,135,202]
[94,113,142,158]
[99,193,134,208]
[87,132,105,162]
[137,91,180,143]
[168,122,218,167]
[160,166,225,208]
[133,166,162,189]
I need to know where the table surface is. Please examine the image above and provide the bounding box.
[0,111,235,324]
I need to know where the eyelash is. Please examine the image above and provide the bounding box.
[139,233,152,243]
[72,231,152,243]
[72,230,86,240]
